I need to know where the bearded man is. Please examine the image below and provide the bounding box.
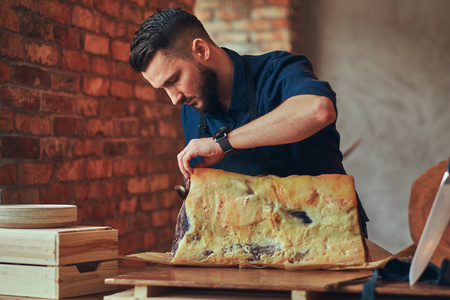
[129,7,369,234]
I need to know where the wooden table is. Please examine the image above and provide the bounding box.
[103,242,450,300]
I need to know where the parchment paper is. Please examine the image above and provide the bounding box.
[122,242,416,271]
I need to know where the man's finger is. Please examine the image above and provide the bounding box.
[177,150,190,179]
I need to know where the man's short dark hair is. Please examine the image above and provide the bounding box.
[129,8,212,72]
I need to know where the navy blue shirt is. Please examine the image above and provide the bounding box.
[181,49,345,177]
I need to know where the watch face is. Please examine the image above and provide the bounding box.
[214,126,229,139]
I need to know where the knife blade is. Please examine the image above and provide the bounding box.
[409,158,450,286]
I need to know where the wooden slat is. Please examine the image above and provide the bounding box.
[58,229,118,265]
[0,226,117,266]
[0,260,117,299]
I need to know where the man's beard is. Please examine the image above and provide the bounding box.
[193,64,220,114]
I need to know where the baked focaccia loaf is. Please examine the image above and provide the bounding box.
[171,168,368,265]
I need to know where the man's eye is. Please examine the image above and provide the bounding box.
[167,78,178,86]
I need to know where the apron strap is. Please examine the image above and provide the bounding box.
[243,57,258,122]
[197,56,258,138]
[197,114,210,138]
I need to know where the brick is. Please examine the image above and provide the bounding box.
[158,120,178,138]
[128,140,150,156]
[139,120,157,138]
[101,17,127,38]
[268,0,291,6]
[272,18,290,29]
[17,163,52,185]
[1,136,40,158]
[110,80,133,98]
[0,60,10,82]
[51,73,80,94]
[84,33,109,55]
[102,179,126,198]
[0,110,14,131]
[105,218,128,236]
[159,191,180,209]
[83,76,110,96]
[99,100,129,117]
[54,117,85,136]
[42,93,74,114]
[0,2,20,31]
[91,56,115,76]
[103,141,128,156]
[151,209,171,227]
[73,139,102,157]
[150,138,179,155]
[25,42,59,66]
[130,212,151,231]
[86,119,114,136]
[195,10,212,22]
[74,97,98,116]
[113,159,137,177]
[54,25,81,48]
[11,64,51,90]
[251,30,289,42]
[111,40,129,62]
[122,2,144,24]
[141,194,159,211]
[233,19,271,31]
[118,197,138,215]
[66,0,94,7]
[74,181,101,200]
[115,61,141,81]
[40,137,72,158]
[127,177,149,194]
[134,84,156,102]
[138,158,164,174]
[155,226,173,244]
[118,234,138,255]
[39,0,71,24]
[0,165,17,186]
[61,49,90,72]
[41,184,72,204]
[113,119,138,137]
[149,173,170,192]
[141,231,157,249]
[15,113,52,136]
[140,103,173,119]
[217,10,249,21]
[85,159,112,179]
[4,86,34,111]
[2,189,39,204]
[1,34,24,59]
[88,200,115,220]
[76,203,88,224]
[251,6,288,19]
[55,160,84,182]
[20,11,54,42]
[94,0,122,18]
[72,6,101,32]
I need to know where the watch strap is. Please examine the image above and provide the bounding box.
[217,134,238,155]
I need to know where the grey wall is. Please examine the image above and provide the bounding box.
[296,0,450,252]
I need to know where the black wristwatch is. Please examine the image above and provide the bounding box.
[213,126,238,155]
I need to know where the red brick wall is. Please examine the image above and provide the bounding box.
[195,0,293,55]
[0,0,193,255]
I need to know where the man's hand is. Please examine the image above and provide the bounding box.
[177,137,225,178]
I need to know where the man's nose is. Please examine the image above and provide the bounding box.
[166,89,184,105]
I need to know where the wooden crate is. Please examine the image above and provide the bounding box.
[0,226,118,299]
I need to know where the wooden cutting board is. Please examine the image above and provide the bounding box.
[0,204,77,228]
[409,159,450,267]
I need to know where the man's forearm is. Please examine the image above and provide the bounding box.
[227,94,336,149]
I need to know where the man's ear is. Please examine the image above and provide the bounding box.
[192,38,210,62]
